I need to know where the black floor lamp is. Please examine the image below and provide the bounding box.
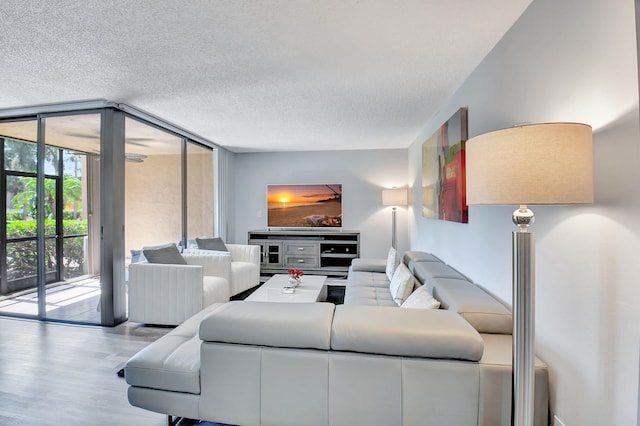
[465,123,593,426]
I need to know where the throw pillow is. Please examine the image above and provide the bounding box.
[196,237,229,252]
[130,249,145,264]
[389,262,414,306]
[142,243,187,265]
[401,285,441,310]
[385,246,399,280]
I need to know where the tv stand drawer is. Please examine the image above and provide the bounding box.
[284,255,319,268]
[284,242,318,255]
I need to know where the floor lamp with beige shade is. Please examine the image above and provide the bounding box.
[465,123,593,426]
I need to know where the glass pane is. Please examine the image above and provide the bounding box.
[62,150,84,221]
[43,177,57,225]
[125,117,183,255]
[186,142,214,244]
[62,236,88,280]
[42,114,101,153]
[4,138,36,172]
[5,177,59,237]
[61,150,89,280]
[44,146,59,176]
[44,238,57,279]
[3,239,55,290]
[43,114,100,176]
[5,240,37,292]
[6,175,37,237]
[0,120,37,144]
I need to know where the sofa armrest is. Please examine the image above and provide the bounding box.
[226,244,260,265]
[128,262,205,325]
[350,258,387,272]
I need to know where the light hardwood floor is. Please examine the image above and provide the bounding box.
[0,317,172,425]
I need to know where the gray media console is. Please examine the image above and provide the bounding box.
[248,230,360,277]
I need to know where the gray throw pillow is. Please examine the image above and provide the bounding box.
[130,249,144,264]
[142,243,187,265]
[196,237,228,252]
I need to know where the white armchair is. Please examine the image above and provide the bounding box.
[184,243,260,296]
[226,243,260,295]
[128,251,231,325]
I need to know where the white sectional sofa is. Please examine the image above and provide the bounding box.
[125,251,549,425]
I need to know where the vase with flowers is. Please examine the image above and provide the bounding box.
[287,269,304,287]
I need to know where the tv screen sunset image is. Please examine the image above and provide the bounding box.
[267,184,342,228]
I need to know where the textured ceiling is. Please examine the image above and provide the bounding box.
[0,1,532,153]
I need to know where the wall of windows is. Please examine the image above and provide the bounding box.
[0,103,217,325]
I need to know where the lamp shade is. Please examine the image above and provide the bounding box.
[466,123,593,205]
[382,188,408,206]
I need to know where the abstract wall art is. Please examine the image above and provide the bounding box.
[421,107,468,223]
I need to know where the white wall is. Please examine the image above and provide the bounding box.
[408,0,640,424]
[229,149,409,258]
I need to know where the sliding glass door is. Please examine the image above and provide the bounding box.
[2,119,40,315]
[0,113,102,323]
[42,113,101,322]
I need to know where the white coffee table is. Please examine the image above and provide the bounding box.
[245,274,328,303]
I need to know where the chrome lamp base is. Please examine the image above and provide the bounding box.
[512,205,535,426]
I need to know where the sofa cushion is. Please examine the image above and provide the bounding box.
[385,247,399,279]
[331,305,484,361]
[200,301,335,350]
[412,261,471,287]
[345,269,396,306]
[430,278,512,334]
[400,285,440,310]
[196,236,228,252]
[402,251,441,270]
[347,270,389,288]
[343,285,397,306]
[389,262,414,305]
[142,243,187,265]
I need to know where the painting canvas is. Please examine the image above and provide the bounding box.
[421,107,468,223]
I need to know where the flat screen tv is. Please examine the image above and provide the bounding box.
[267,184,342,228]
